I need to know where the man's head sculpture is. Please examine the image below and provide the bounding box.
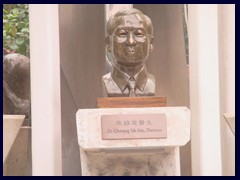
[102,8,155,97]
[3,53,31,123]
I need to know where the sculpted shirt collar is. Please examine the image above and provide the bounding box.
[111,65,148,92]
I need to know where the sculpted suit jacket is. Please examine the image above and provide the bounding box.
[102,66,155,97]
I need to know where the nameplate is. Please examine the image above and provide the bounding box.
[101,114,167,140]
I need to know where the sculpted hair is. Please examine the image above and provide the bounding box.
[3,54,31,117]
[107,8,153,36]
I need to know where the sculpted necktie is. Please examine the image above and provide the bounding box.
[128,77,136,97]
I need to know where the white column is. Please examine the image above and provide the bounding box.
[188,4,222,176]
[218,4,235,176]
[218,5,235,114]
[29,4,62,175]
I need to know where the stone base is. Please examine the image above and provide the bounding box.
[3,114,32,176]
[3,127,32,176]
[76,107,190,176]
[3,115,25,162]
[80,148,180,176]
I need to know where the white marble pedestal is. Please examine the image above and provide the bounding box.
[76,107,190,176]
[3,115,25,163]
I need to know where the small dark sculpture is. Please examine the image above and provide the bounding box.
[102,8,155,97]
[3,53,31,123]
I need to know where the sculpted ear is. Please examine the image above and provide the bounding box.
[105,36,111,52]
[149,36,154,53]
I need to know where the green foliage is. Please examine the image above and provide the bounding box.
[3,4,29,57]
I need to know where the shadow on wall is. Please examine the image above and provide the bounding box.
[59,4,105,175]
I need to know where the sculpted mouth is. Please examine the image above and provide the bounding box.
[127,47,135,54]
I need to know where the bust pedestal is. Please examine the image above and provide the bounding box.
[76,107,190,176]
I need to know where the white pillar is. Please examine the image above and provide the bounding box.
[218,4,235,176]
[188,4,222,176]
[29,4,62,175]
[218,5,235,114]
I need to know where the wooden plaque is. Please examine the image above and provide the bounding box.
[98,97,166,108]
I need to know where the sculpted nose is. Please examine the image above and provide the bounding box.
[127,33,136,45]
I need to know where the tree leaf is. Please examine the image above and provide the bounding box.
[10,27,17,37]
[19,13,25,19]
[16,38,25,45]
[12,8,19,14]
[4,22,11,30]
[9,43,18,50]
[4,4,29,57]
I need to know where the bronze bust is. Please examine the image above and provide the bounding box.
[102,8,155,97]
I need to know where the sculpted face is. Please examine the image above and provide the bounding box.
[109,14,153,67]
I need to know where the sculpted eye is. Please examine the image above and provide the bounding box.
[135,30,145,38]
[117,30,127,38]
[135,33,144,37]
[118,33,127,37]
[118,32,127,38]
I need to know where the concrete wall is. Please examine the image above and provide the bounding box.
[134,4,191,176]
[59,4,105,175]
